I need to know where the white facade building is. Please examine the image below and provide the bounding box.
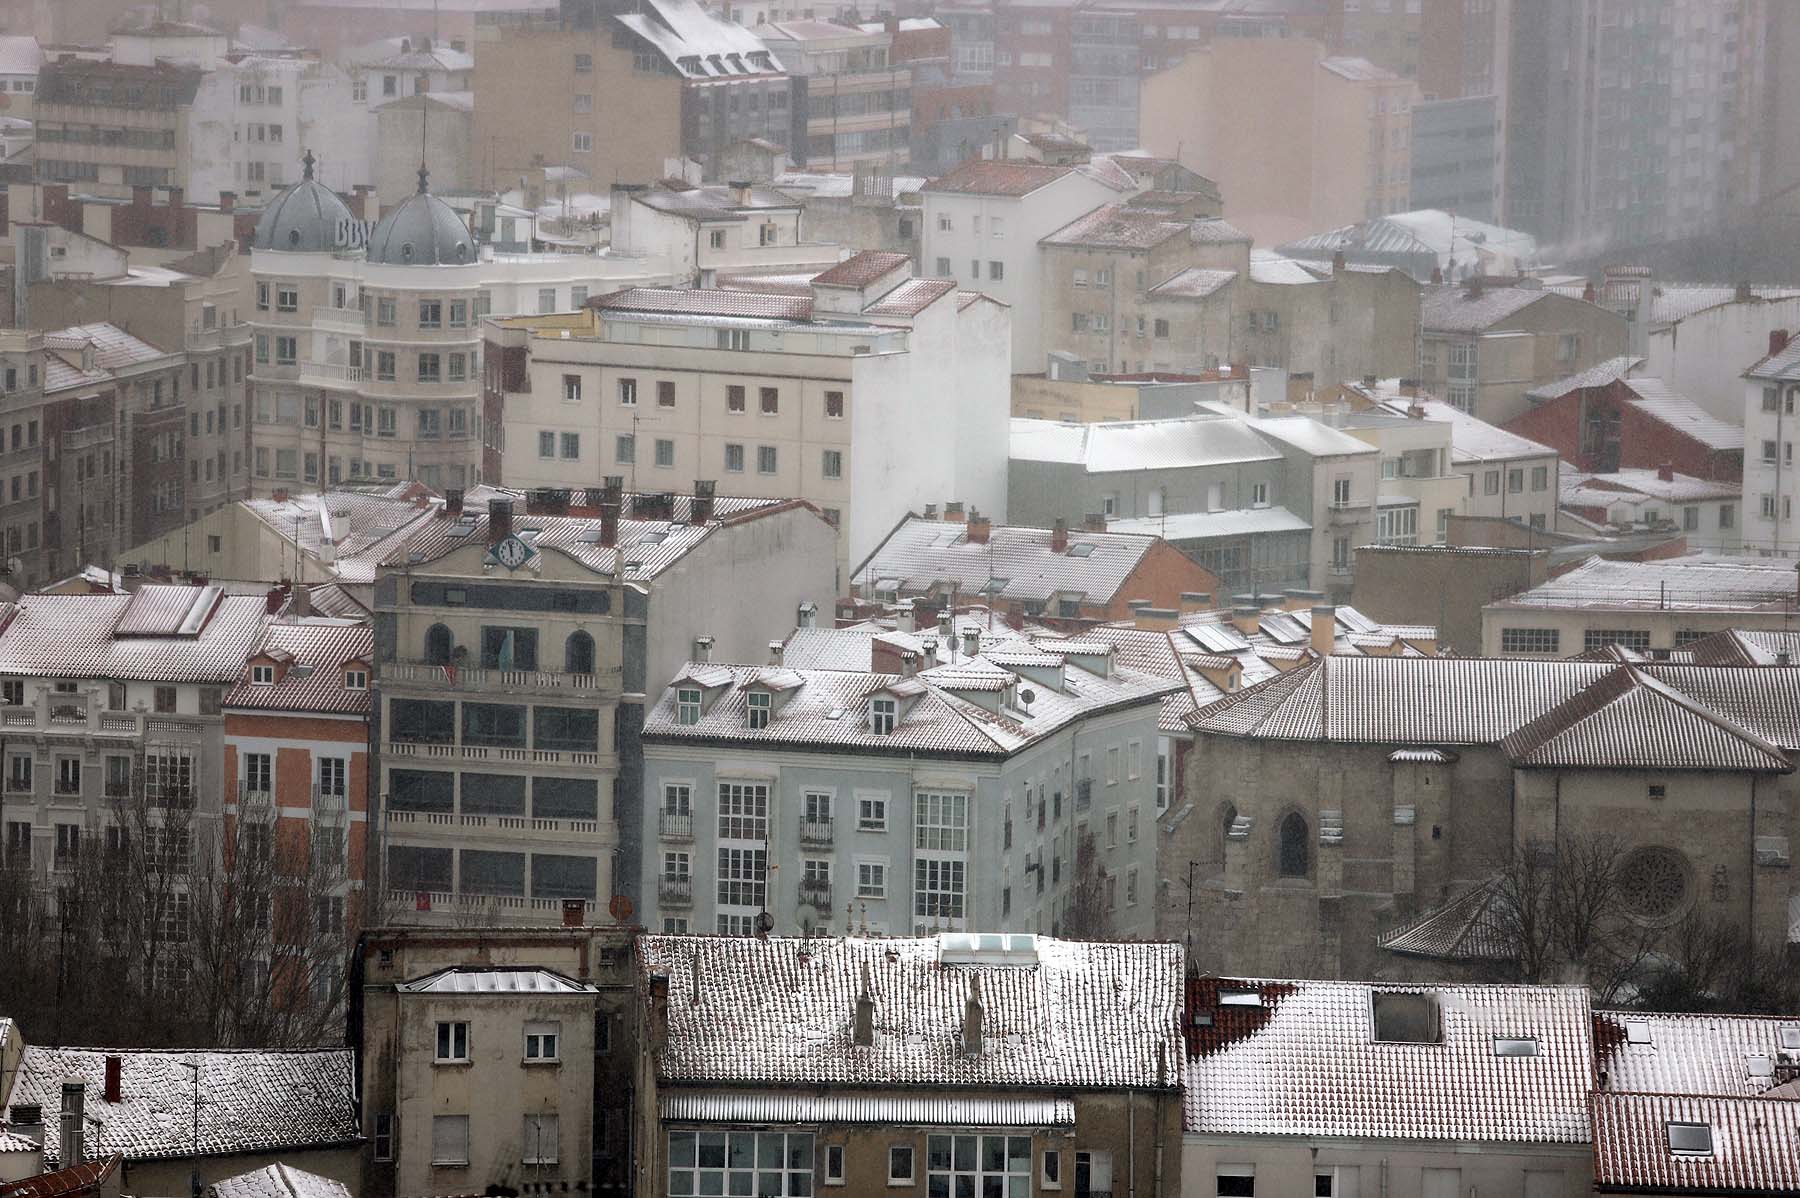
[1744,337,1800,556]
[921,157,1136,372]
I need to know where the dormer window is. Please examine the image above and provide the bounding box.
[1665,1122,1712,1156]
[870,697,897,735]
[251,664,275,685]
[345,669,368,690]
[746,691,771,729]
[676,688,702,725]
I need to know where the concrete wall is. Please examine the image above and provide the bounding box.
[1352,544,1547,654]
[1184,1136,1590,1198]
[1007,455,1289,530]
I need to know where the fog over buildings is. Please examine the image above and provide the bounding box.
[0,3,1794,1198]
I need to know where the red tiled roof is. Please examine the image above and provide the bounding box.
[1591,1092,1800,1194]
[811,250,910,289]
[922,159,1081,197]
[864,277,957,317]
[1,1155,119,1198]
[223,619,372,716]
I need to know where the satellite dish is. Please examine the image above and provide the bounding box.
[1020,688,1036,704]
[754,910,775,935]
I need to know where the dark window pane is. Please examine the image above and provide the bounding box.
[534,776,599,820]
[389,769,453,813]
[531,853,597,899]
[461,772,526,816]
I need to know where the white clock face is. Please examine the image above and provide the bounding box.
[494,536,530,569]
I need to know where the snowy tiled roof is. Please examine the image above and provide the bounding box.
[1107,508,1310,541]
[0,588,269,684]
[1040,203,1190,250]
[659,1092,1072,1126]
[1010,416,1283,473]
[642,935,1183,1090]
[0,1155,116,1198]
[241,487,439,586]
[1524,354,1646,401]
[44,324,172,371]
[1561,469,1739,506]
[924,158,1132,199]
[223,619,371,715]
[209,1163,351,1198]
[1420,283,1555,332]
[863,277,957,317]
[853,515,1164,606]
[1593,1010,1800,1098]
[13,1047,358,1168]
[397,966,596,994]
[811,251,909,288]
[1616,377,1745,451]
[1186,218,1251,244]
[1685,628,1800,667]
[1377,880,1511,962]
[1148,266,1236,299]
[614,0,782,81]
[1591,1092,1800,1194]
[1745,333,1800,381]
[592,287,814,321]
[1491,555,1798,614]
[1247,250,1322,286]
[1183,977,1594,1142]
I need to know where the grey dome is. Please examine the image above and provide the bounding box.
[366,167,476,266]
[253,151,354,253]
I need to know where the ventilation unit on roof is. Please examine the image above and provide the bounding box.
[1747,1054,1774,1078]
[1779,1026,1800,1051]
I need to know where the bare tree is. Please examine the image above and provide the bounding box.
[1633,912,1800,1015]
[1485,833,1661,1000]
[1059,831,1112,940]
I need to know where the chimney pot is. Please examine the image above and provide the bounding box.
[966,512,991,544]
[693,635,713,663]
[923,503,939,519]
[1331,250,1346,272]
[691,479,717,524]
[1657,462,1674,482]
[1430,265,1443,285]
[937,610,953,638]
[1582,281,1597,303]
[768,639,784,666]
[944,501,966,523]
[853,960,876,1046]
[962,974,985,1055]
[900,651,918,678]
[103,1056,121,1105]
[961,628,979,659]
[1083,513,1107,532]
[1050,518,1069,553]
[600,499,621,547]
[913,597,938,632]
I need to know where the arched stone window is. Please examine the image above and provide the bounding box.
[565,631,595,674]
[425,623,453,665]
[1278,811,1309,878]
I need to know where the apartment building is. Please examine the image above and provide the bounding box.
[355,925,640,1198]
[640,634,1179,938]
[1511,364,1744,485]
[221,617,372,982]
[32,58,203,194]
[1139,38,1419,245]
[607,181,841,286]
[641,934,1184,1198]
[1317,404,1466,548]
[1561,469,1742,553]
[1360,391,1563,532]
[0,585,270,993]
[1417,281,1628,425]
[1744,335,1800,556]
[0,330,47,585]
[491,252,1010,575]
[921,157,1137,372]
[761,20,911,171]
[247,154,673,497]
[372,486,837,923]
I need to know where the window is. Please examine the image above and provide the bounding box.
[572,131,592,153]
[653,438,674,467]
[760,387,779,414]
[372,1114,393,1161]
[725,443,745,472]
[1278,812,1308,877]
[524,1020,560,1061]
[345,669,368,690]
[154,686,177,714]
[870,697,896,734]
[746,691,771,729]
[574,53,593,72]
[616,434,635,464]
[1043,1150,1061,1189]
[726,385,746,412]
[936,257,951,275]
[821,449,842,480]
[522,1113,559,1164]
[989,261,1004,280]
[718,329,750,351]
[435,1021,470,1062]
[1501,628,1559,655]
[1373,991,1442,1043]
[1666,1122,1713,1156]
[563,374,582,402]
[431,1115,470,1166]
[1507,468,1524,493]
[924,1137,1030,1196]
[1216,1166,1255,1197]
[676,688,702,724]
[319,757,347,798]
[1583,629,1652,653]
[758,445,777,474]
[824,390,844,418]
[419,299,441,329]
[1531,465,1549,491]
[1332,477,1352,506]
[539,431,556,459]
[889,1145,915,1184]
[668,1131,813,1198]
[657,380,676,407]
[857,859,887,898]
[252,663,275,685]
[825,1145,845,1185]
[1719,503,1735,529]
[562,432,581,460]
[619,378,637,406]
[859,794,888,831]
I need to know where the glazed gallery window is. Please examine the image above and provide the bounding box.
[927,1135,1031,1197]
[667,1131,813,1197]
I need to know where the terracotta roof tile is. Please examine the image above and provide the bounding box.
[1591,1092,1800,1193]
[811,251,910,288]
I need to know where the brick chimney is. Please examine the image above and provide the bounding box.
[1582,280,1597,303]
[691,479,716,525]
[1050,518,1069,553]
[912,597,938,631]
[961,974,985,1055]
[444,488,464,518]
[1311,605,1335,656]
[1771,329,1791,358]
[967,511,991,544]
[1657,462,1674,482]
[944,501,966,523]
[487,498,513,543]
[1430,265,1443,285]
[602,474,624,506]
[599,496,621,546]
[104,1055,122,1104]
[1331,250,1345,272]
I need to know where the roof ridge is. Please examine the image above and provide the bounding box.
[1621,662,1793,768]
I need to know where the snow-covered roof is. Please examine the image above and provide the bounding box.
[0,587,270,684]
[1368,394,1557,463]
[660,1092,1071,1126]
[1107,508,1310,541]
[13,1046,357,1168]
[1591,1092,1800,1194]
[1561,469,1739,507]
[397,966,597,994]
[1010,415,1284,473]
[1148,266,1236,299]
[771,171,928,200]
[614,0,781,80]
[1615,377,1746,451]
[1184,976,1594,1143]
[1524,354,1646,400]
[1039,202,1191,250]
[223,619,372,715]
[0,36,44,77]
[1594,1009,1800,1098]
[853,515,1166,606]
[1420,282,1558,332]
[240,486,440,585]
[923,158,1133,198]
[209,1163,351,1198]
[1247,250,1321,286]
[1491,555,1798,614]
[642,934,1183,1090]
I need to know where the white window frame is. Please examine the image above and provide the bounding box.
[523,1020,560,1062]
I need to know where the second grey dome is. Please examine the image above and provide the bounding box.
[366,168,476,266]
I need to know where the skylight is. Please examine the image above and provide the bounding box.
[1747,1054,1774,1078]
[1780,1026,1800,1051]
[1625,1020,1653,1045]
[1665,1122,1712,1156]
[1218,989,1261,1007]
[1493,1038,1539,1057]
[1066,543,1096,557]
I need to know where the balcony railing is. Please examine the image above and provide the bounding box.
[658,874,693,905]
[383,741,604,768]
[659,811,694,841]
[799,816,833,847]
[389,890,599,919]
[798,878,832,908]
[382,662,618,695]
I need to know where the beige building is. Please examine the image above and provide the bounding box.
[1417,281,1629,426]
[1184,977,1596,1198]
[1139,39,1419,246]
[1482,555,1800,659]
[356,924,640,1198]
[491,252,1011,579]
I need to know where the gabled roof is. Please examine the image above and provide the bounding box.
[922,158,1131,199]
[12,1047,358,1168]
[1148,266,1236,299]
[1591,1092,1800,1194]
[1377,880,1511,962]
[1039,203,1191,251]
[613,0,782,81]
[1421,282,1559,332]
[223,619,372,716]
[1010,415,1283,473]
[0,588,270,684]
[1184,976,1594,1143]
[852,514,1167,606]
[208,1163,351,1198]
[1500,664,1792,772]
[811,250,909,289]
[1615,377,1745,451]
[1524,354,1645,401]
[1593,1009,1800,1097]
[1490,555,1799,614]
[1685,628,1800,667]
[641,934,1183,1091]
